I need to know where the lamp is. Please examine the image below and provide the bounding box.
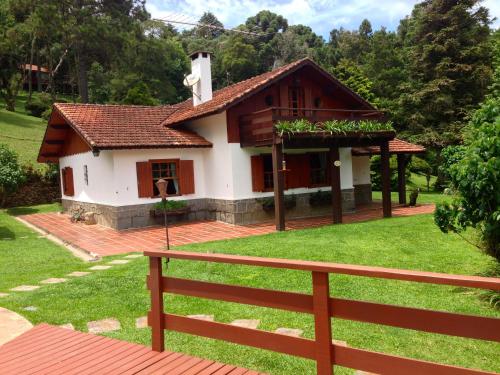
[92,149,100,157]
[155,179,170,250]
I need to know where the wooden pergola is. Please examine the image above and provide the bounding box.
[239,107,396,231]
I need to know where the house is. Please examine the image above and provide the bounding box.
[37,53,424,230]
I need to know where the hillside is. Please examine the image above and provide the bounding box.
[0,93,50,167]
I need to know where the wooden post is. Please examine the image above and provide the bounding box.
[330,145,342,224]
[397,154,407,205]
[380,141,392,218]
[149,256,165,352]
[312,272,334,375]
[272,142,285,231]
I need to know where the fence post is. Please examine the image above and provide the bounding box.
[149,256,165,352]
[312,271,334,375]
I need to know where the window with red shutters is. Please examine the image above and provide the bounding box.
[136,159,195,198]
[250,155,265,192]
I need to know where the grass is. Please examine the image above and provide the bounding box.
[0,205,498,374]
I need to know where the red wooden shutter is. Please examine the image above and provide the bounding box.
[250,155,265,192]
[64,167,74,196]
[179,160,195,195]
[286,154,309,189]
[136,161,152,198]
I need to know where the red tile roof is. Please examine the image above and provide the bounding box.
[52,103,212,149]
[352,138,425,155]
[162,58,376,127]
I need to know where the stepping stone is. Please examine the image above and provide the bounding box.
[0,293,9,298]
[230,319,260,329]
[60,323,75,330]
[89,265,112,271]
[10,285,40,292]
[124,254,142,259]
[40,278,67,284]
[136,316,148,329]
[23,306,37,312]
[187,314,214,322]
[275,327,303,337]
[87,318,121,334]
[107,260,129,265]
[332,339,347,347]
[67,271,91,277]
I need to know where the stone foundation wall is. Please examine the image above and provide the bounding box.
[62,189,357,230]
[354,184,372,205]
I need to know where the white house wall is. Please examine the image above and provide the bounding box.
[352,156,371,185]
[59,150,115,205]
[110,148,208,206]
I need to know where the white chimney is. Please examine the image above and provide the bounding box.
[190,51,212,106]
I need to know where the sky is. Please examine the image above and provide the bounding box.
[146,0,499,39]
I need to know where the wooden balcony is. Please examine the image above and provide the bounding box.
[239,107,392,148]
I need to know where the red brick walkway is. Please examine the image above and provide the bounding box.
[20,203,434,257]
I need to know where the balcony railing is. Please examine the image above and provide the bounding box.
[239,107,386,147]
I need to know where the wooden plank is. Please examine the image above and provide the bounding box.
[171,358,215,375]
[144,251,500,291]
[272,142,285,231]
[161,357,205,375]
[120,352,179,375]
[329,145,342,224]
[212,365,238,375]
[380,140,392,217]
[159,313,316,359]
[196,362,227,375]
[333,344,497,375]
[312,272,334,375]
[330,297,500,342]
[149,256,165,352]
[80,345,151,374]
[134,352,188,374]
[150,276,313,314]
[0,324,63,353]
[105,350,161,374]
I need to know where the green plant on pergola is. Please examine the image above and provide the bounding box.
[274,119,394,136]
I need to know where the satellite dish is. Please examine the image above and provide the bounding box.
[183,73,200,87]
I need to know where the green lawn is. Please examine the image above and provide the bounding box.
[0,204,498,374]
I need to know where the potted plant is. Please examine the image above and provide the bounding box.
[150,200,189,217]
[259,194,297,212]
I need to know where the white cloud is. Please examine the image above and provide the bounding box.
[147,0,499,39]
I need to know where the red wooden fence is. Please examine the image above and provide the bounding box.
[145,250,500,375]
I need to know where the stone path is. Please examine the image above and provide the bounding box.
[87,318,121,334]
[10,285,40,292]
[67,271,90,277]
[0,307,33,345]
[88,265,112,271]
[40,278,67,284]
[230,319,260,329]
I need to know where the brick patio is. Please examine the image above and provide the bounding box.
[20,202,434,257]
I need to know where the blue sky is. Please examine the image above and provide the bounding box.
[147,0,499,39]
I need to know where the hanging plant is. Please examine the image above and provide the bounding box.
[274,119,394,136]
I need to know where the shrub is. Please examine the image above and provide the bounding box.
[0,144,26,207]
[309,190,331,206]
[25,93,52,117]
[154,200,188,211]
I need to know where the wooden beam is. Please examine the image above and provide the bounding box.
[44,139,65,145]
[272,142,285,231]
[330,145,342,224]
[50,124,68,130]
[380,141,392,218]
[397,154,407,205]
[148,257,165,352]
[312,272,334,375]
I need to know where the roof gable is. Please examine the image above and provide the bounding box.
[162,58,376,127]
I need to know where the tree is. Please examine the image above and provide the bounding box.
[0,144,26,207]
[122,82,158,105]
[398,0,493,147]
[220,36,258,84]
[195,12,224,39]
[329,58,378,104]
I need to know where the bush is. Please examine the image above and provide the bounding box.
[25,93,52,117]
[0,144,26,207]
[154,200,188,211]
[309,190,331,206]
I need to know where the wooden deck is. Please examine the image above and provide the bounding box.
[0,324,264,375]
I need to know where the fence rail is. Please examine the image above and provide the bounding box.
[145,250,500,375]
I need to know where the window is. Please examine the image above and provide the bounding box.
[310,153,329,186]
[288,87,304,116]
[61,166,74,196]
[264,94,274,106]
[83,165,88,185]
[151,160,179,196]
[263,154,274,190]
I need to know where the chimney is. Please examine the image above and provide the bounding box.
[190,51,212,106]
